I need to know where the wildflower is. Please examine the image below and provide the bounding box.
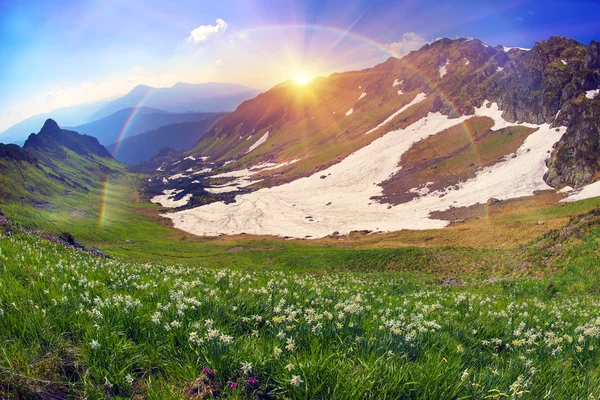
[202,367,216,376]
[274,346,282,358]
[104,376,113,388]
[285,337,296,351]
[89,340,100,349]
[230,382,237,389]
[247,377,258,385]
[285,363,294,371]
[125,374,134,385]
[290,375,303,386]
[460,369,469,382]
[240,361,253,374]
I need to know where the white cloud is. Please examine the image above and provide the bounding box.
[387,32,428,58]
[213,59,223,68]
[239,32,248,40]
[187,18,228,44]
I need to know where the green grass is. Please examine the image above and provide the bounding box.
[2,230,600,399]
[3,140,600,397]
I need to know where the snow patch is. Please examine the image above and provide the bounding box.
[439,59,449,78]
[561,181,600,203]
[247,131,269,153]
[392,79,403,87]
[345,108,354,116]
[151,189,192,208]
[192,168,212,175]
[585,89,599,99]
[184,156,196,161]
[496,67,504,72]
[358,92,367,100]
[166,101,565,239]
[169,173,188,180]
[558,186,574,194]
[365,93,426,135]
[464,59,470,66]
[503,46,530,52]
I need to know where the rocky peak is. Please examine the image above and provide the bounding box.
[40,118,61,135]
[24,120,112,159]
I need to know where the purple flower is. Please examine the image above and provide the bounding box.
[230,382,237,389]
[247,377,258,385]
[202,367,216,376]
[185,380,190,386]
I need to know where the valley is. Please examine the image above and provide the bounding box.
[1,9,600,397]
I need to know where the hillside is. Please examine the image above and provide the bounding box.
[91,82,261,121]
[145,36,600,239]
[108,113,227,165]
[0,119,127,223]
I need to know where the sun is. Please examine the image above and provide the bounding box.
[294,75,311,85]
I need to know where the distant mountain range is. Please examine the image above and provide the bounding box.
[90,82,260,121]
[109,113,227,165]
[0,100,108,146]
[69,106,221,146]
[0,82,260,145]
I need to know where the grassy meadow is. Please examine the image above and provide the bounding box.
[2,228,600,399]
[2,164,600,398]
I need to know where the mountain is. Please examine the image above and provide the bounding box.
[90,82,261,121]
[109,112,227,165]
[25,119,112,159]
[70,106,221,146]
[148,36,600,238]
[0,99,109,145]
[0,119,119,207]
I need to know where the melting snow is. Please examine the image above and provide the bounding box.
[205,160,299,194]
[465,59,470,66]
[247,131,269,153]
[561,59,568,65]
[586,89,599,99]
[439,59,449,78]
[169,173,188,180]
[166,101,565,239]
[151,189,192,208]
[560,181,600,203]
[345,108,354,116]
[358,92,367,100]
[503,46,530,52]
[184,156,196,161]
[496,67,504,72]
[392,79,403,87]
[365,93,426,135]
[558,186,574,194]
[200,156,210,161]
[192,168,212,175]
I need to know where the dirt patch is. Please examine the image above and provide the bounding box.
[69,210,89,218]
[431,203,487,222]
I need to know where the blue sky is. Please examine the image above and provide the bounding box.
[1,0,600,131]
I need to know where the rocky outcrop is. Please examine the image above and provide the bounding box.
[24,119,112,159]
